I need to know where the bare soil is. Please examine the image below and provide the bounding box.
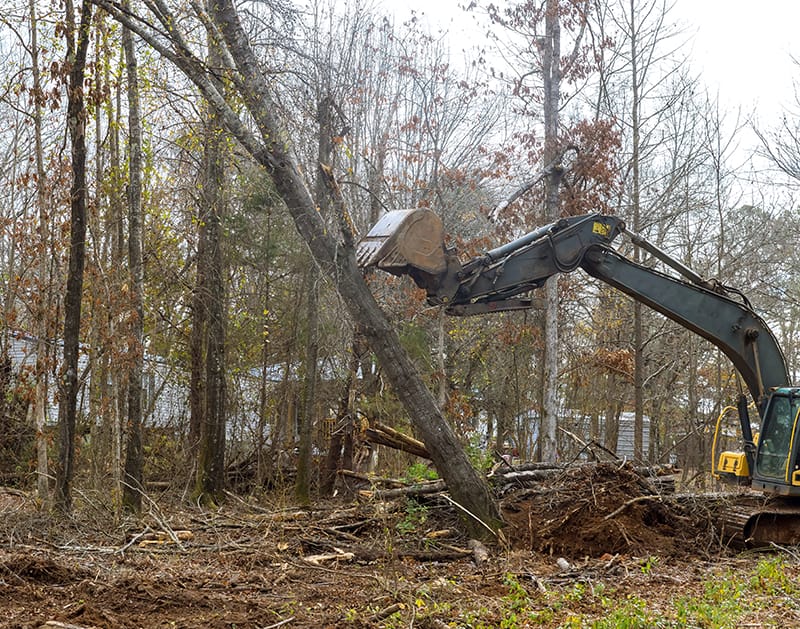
[1,464,798,628]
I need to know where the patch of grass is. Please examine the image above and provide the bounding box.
[403,461,439,483]
[340,556,800,628]
[592,594,659,629]
[489,556,799,628]
[749,554,798,596]
[395,498,429,535]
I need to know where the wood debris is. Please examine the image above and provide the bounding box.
[137,530,194,547]
[364,422,430,459]
[302,550,355,566]
[499,461,703,557]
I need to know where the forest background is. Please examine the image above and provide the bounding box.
[1,0,800,519]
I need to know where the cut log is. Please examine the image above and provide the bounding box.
[338,469,408,488]
[364,426,430,459]
[303,551,355,565]
[373,422,428,453]
[468,539,490,566]
[368,480,446,499]
[491,462,678,491]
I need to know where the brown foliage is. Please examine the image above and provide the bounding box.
[593,347,634,379]
[561,119,622,215]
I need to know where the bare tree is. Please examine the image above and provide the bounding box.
[55,0,92,512]
[594,0,696,462]
[540,0,565,463]
[486,0,594,462]
[612,0,690,462]
[27,0,53,502]
[757,63,800,183]
[121,11,145,512]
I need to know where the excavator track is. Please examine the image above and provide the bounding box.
[719,494,800,548]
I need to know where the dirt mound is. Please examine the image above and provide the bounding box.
[0,553,90,585]
[501,462,699,558]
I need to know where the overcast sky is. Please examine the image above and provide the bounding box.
[673,0,798,122]
[376,0,800,125]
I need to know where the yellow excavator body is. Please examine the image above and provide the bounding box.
[711,406,753,482]
[716,451,750,479]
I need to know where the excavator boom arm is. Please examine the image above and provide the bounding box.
[358,210,790,412]
[358,208,800,514]
[445,214,625,307]
[580,246,789,409]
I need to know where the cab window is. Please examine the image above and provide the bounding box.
[756,395,797,479]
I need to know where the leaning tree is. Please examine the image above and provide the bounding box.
[87,0,502,538]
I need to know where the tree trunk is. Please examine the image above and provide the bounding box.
[193,128,227,503]
[109,47,125,499]
[629,0,645,462]
[55,0,92,512]
[295,93,336,504]
[436,310,448,409]
[87,20,107,491]
[193,13,228,503]
[540,0,563,463]
[255,211,273,488]
[121,14,145,512]
[687,335,702,484]
[295,272,319,504]
[28,0,52,503]
[604,395,622,455]
[196,191,227,502]
[188,209,207,464]
[321,427,343,497]
[321,342,359,496]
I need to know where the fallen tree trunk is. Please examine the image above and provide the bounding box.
[489,463,678,497]
[366,480,447,500]
[364,424,430,459]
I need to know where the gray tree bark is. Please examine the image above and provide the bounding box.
[193,14,228,505]
[629,0,645,462]
[540,0,563,463]
[28,0,52,503]
[55,0,92,512]
[121,13,145,512]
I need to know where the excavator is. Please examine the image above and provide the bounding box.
[356,209,800,546]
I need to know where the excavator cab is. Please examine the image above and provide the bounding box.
[714,391,800,496]
[751,390,800,495]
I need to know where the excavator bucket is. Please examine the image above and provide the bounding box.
[356,209,447,276]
